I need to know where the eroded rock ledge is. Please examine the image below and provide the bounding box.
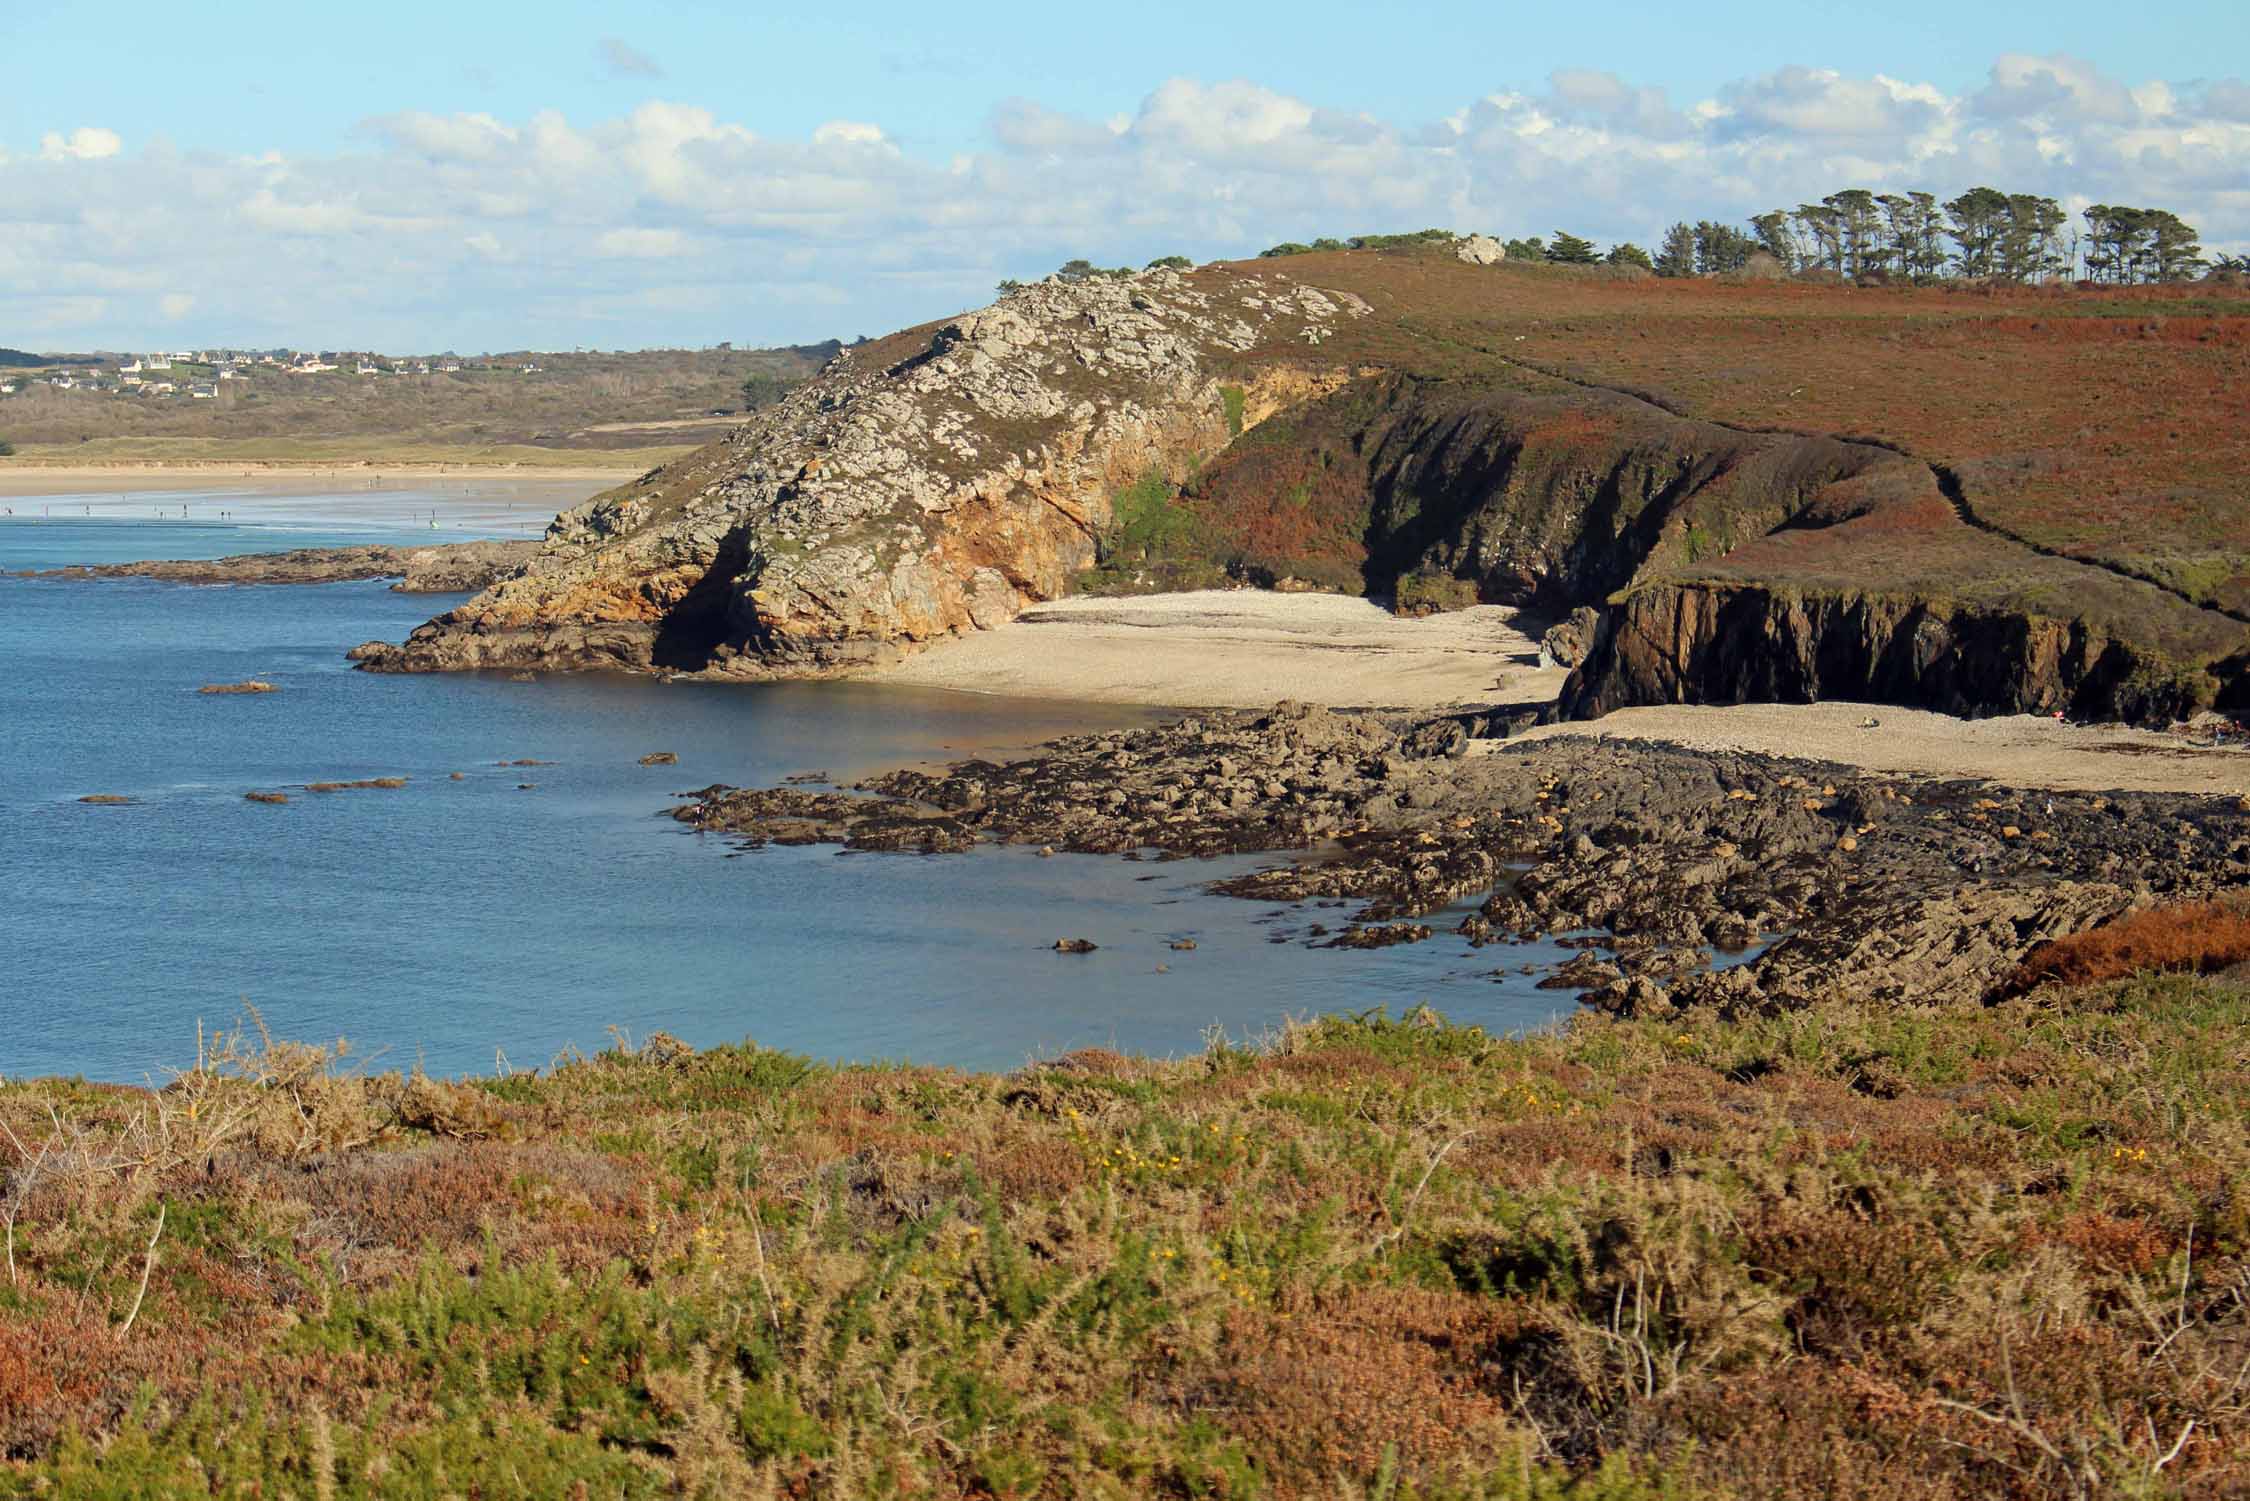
[671,703,2250,1016]
[22,539,539,593]
[351,268,1366,677]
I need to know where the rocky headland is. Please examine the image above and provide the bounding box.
[350,269,1362,676]
[23,538,539,592]
[348,244,2250,729]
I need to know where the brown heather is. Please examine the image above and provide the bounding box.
[2004,898,2250,994]
[1,976,2246,1498]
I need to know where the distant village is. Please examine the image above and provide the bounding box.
[0,350,545,402]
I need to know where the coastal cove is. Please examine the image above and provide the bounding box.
[0,504,1594,1085]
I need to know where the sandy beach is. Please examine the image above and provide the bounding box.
[876,591,1563,710]
[1508,703,2250,797]
[877,589,2250,796]
[0,471,606,537]
[0,463,642,493]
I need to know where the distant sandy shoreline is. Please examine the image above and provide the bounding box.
[875,589,2250,797]
[0,462,641,495]
[0,471,602,537]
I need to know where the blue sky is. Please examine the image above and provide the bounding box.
[2,1,2243,350]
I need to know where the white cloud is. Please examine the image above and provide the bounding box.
[4,56,2244,352]
[1975,54,2137,123]
[594,227,688,258]
[159,293,195,320]
[371,110,520,162]
[239,186,367,235]
[39,127,122,161]
[812,120,890,148]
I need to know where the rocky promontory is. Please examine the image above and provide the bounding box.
[23,538,539,592]
[351,268,1365,676]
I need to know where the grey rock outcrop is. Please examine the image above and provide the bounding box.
[354,268,1368,677]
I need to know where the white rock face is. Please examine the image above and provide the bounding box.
[371,267,1371,677]
[1455,234,1507,266]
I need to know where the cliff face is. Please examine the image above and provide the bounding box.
[1181,372,2247,723]
[1560,583,2218,725]
[352,270,1363,676]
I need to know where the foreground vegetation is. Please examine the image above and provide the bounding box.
[3,963,2245,1498]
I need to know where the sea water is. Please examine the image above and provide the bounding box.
[1,512,1587,1084]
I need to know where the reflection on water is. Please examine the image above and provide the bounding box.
[2,518,1589,1084]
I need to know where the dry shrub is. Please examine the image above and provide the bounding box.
[385,1072,517,1139]
[1658,1364,1969,1501]
[2003,900,2250,995]
[0,1295,112,1454]
[977,1137,1085,1201]
[1746,1207,1949,1356]
[279,1141,643,1272]
[2051,1209,2177,1278]
[1202,1286,1521,1495]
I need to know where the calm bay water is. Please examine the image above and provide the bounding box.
[1,511,1584,1084]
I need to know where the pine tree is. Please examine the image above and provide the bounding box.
[1749,211,1797,270]
[1605,242,1654,271]
[1654,223,1698,278]
[1692,222,1754,275]
[1822,189,1881,279]
[1545,230,1600,265]
[1791,203,1843,273]
[1943,188,2011,278]
[2146,210,2205,282]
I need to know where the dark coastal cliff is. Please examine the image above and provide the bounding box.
[1559,583,2234,724]
[1178,371,2247,723]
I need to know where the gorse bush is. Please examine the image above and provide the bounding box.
[3,978,2248,1497]
[1261,229,1455,258]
